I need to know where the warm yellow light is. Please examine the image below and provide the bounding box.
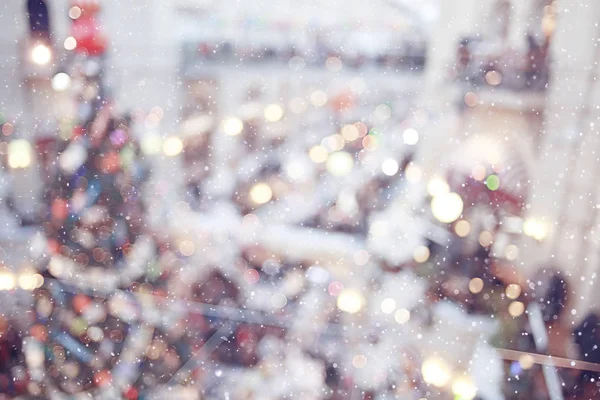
[31,44,51,65]
[508,301,525,317]
[0,271,16,291]
[264,104,284,122]
[326,151,354,176]
[380,298,397,314]
[309,145,328,164]
[413,245,430,263]
[34,274,44,288]
[8,139,33,169]
[523,218,548,241]
[250,182,273,205]
[454,220,471,237]
[141,133,162,155]
[431,192,463,223]
[163,137,183,156]
[452,376,477,400]
[223,117,244,136]
[505,284,522,300]
[472,165,487,181]
[505,244,519,261]
[427,176,450,197]
[519,354,534,370]
[405,164,422,182]
[478,231,493,247]
[469,278,484,294]
[18,273,38,291]
[422,357,452,387]
[341,124,359,142]
[337,289,364,314]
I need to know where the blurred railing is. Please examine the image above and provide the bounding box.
[455,36,550,92]
[180,39,427,76]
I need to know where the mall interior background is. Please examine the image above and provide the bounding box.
[1,0,600,399]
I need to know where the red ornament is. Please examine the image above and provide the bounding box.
[72,294,91,314]
[124,386,138,400]
[71,16,107,56]
[93,370,112,387]
[51,198,69,221]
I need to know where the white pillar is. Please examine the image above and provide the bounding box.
[524,0,600,319]
[507,0,535,52]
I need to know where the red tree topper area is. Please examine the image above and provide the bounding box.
[70,0,107,55]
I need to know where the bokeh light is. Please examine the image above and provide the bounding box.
[309,145,328,163]
[469,277,484,294]
[264,104,284,122]
[413,245,430,263]
[310,91,328,107]
[141,133,162,155]
[0,271,16,291]
[326,151,354,176]
[422,357,452,387]
[508,301,525,317]
[163,137,183,156]
[427,176,450,197]
[68,6,82,19]
[380,298,397,314]
[52,73,72,92]
[485,70,502,86]
[403,128,419,145]
[352,354,368,368]
[64,36,77,51]
[505,284,522,300]
[31,44,51,65]
[523,218,548,241]
[8,139,33,169]
[381,158,399,176]
[394,308,411,324]
[249,182,273,205]
[485,174,500,191]
[223,117,244,136]
[454,220,471,237]
[452,376,477,400]
[341,124,359,141]
[431,192,463,223]
[337,289,364,314]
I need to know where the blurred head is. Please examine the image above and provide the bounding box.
[531,268,569,323]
